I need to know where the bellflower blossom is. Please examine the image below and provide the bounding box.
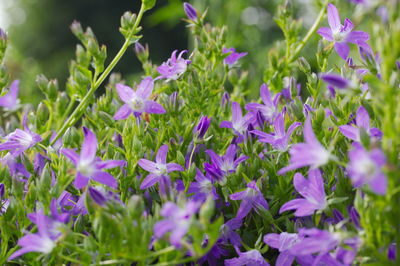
[61,127,126,189]
[0,115,42,156]
[157,50,190,80]
[224,249,270,266]
[278,117,330,175]
[279,169,327,217]
[8,209,65,260]
[317,3,369,59]
[204,144,248,184]
[251,113,301,151]
[347,144,387,195]
[222,47,247,66]
[188,169,218,201]
[339,106,382,142]
[114,77,166,120]
[153,201,200,247]
[245,83,280,123]
[138,144,184,190]
[229,181,268,219]
[264,232,302,266]
[0,80,20,111]
[220,102,253,141]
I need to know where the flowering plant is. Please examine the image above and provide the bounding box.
[0,0,399,264]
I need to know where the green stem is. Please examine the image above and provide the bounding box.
[288,1,327,63]
[50,4,146,146]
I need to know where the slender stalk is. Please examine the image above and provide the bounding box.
[288,1,327,63]
[50,4,146,146]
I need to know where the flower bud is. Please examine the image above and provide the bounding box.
[183,2,198,21]
[194,116,211,139]
[89,187,106,206]
[0,183,4,199]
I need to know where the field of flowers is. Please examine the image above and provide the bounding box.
[0,0,399,265]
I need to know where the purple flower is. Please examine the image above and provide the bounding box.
[222,47,247,66]
[224,249,269,266]
[153,201,200,247]
[347,144,387,195]
[321,73,350,89]
[245,84,280,123]
[204,144,248,184]
[0,80,19,110]
[388,243,396,261]
[157,50,190,80]
[317,3,369,59]
[229,181,268,219]
[264,232,302,266]
[220,102,253,140]
[251,113,301,151]
[279,169,327,217]
[289,228,340,256]
[194,116,211,139]
[0,115,42,156]
[220,218,243,248]
[88,187,107,205]
[183,2,197,21]
[339,106,382,142]
[61,127,126,189]
[1,153,31,178]
[138,144,184,190]
[278,116,330,175]
[114,77,166,120]
[188,169,218,201]
[8,209,65,260]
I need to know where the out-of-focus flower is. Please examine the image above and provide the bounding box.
[321,73,350,89]
[138,144,184,191]
[339,106,382,142]
[157,50,190,80]
[278,117,330,175]
[183,2,198,21]
[222,47,247,66]
[279,169,327,217]
[8,209,66,260]
[229,181,268,219]
[0,115,42,156]
[0,80,20,111]
[251,113,301,151]
[114,77,166,120]
[317,3,369,59]
[153,201,200,247]
[224,249,270,266]
[61,127,126,189]
[347,144,387,195]
[264,232,302,266]
[245,84,280,123]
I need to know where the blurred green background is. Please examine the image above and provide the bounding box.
[1,0,339,104]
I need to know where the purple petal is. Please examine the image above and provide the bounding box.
[156,145,168,164]
[229,190,246,201]
[140,174,159,189]
[317,27,334,41]
[260,83,273,105]
[116,83,134,102]
[339,125,359,141]
[96,160,126,169]
[369,173,387,195]
[345,31,369,44]
[231,102,243,124]
[74,172,90,189]
[276,251,295,266]
[144,100,166,114]
[136,77,154,99]
[114,104,133,120]
[138,159,158,173]
[92,171,118,189]
[81,127,97,161]
[220,121,233,129]
[236,199,253,218]
[61,148,79,165]
[356,106,370,129]
[263,233,280,249]
[321,73,349,89]
[154,220,175,238]
[166,163,184,172]
[334,42,350,60]
[327,3,341,32]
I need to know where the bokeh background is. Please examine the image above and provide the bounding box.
[0,0,361,105]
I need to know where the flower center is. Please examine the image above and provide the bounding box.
[155,163,167,176]
[77,160,95,177]
[129,96,145,111]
